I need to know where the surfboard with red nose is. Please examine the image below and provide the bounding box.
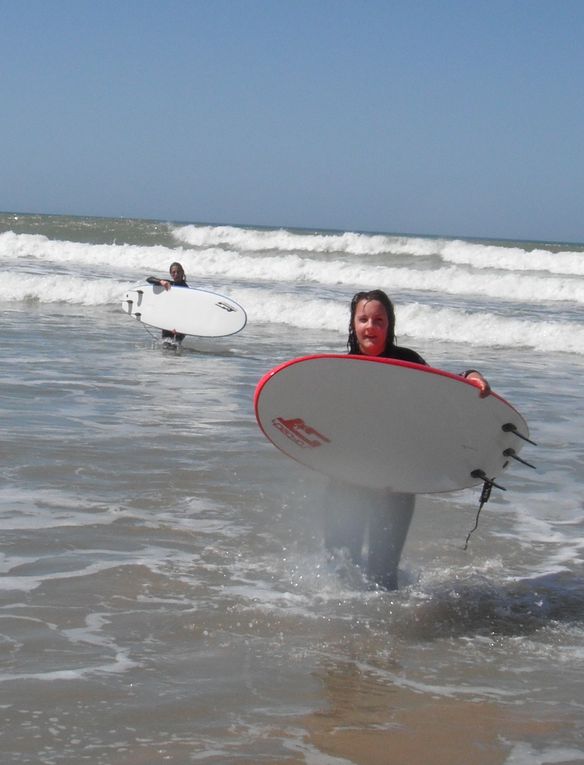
[254,354,533,494]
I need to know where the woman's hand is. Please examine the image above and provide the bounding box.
[465,370,491,398]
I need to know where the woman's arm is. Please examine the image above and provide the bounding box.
[146,276,171,290]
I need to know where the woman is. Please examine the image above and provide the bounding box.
[324,289,489,589]
[146,262,189,346]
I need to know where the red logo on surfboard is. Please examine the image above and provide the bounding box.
[272,417,330,449]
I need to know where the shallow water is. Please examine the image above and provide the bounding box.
[1,213,583,763]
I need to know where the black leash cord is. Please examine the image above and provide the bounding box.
[463,479,492,550]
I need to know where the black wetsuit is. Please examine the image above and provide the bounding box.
[146,276,189,342]
[364,344,427,366]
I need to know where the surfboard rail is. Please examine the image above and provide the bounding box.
[254,354,531,494]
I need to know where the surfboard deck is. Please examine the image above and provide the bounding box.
[254,354,531,494]
[121,284,247,338]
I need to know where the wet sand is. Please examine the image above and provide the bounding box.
[302,668,571,765]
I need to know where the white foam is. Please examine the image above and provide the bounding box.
[505,742,584,764]
[398,302,584,355]
[173,246,584,305]
[2,230,583,307]
[0,487,132,530]
[0,266,580,354]
[0,272,131,305]
[236,289,584,355]
[0,652,139,683]
[440,239,584,276]
[172,223,410,256]
[0,230,181,272]
[172,225,584,277]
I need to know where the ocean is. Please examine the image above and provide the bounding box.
[1,211,583,764]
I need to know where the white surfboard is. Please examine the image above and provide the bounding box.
[254,354,532,494]
[121,284,247,338]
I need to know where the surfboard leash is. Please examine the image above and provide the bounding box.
[464,423,537,550]
[141,323,160,343]
[463,471,506,550]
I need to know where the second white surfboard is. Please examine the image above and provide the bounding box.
[122,284,247,337]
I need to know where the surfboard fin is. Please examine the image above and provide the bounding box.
[503,448,536,470]
[471,469,506,492]
[502,422,537,446]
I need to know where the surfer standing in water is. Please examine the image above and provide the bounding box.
[146,262,189,346]
[324,289,489,590]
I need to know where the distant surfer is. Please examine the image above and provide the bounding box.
[324,289,490,590]
[146,262,188,347]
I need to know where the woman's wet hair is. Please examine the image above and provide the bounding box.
[347,289,396,354]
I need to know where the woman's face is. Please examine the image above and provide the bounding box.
[353,299,389,356]
[170,264,184,282]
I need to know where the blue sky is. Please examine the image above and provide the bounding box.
[2,0,583,242]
